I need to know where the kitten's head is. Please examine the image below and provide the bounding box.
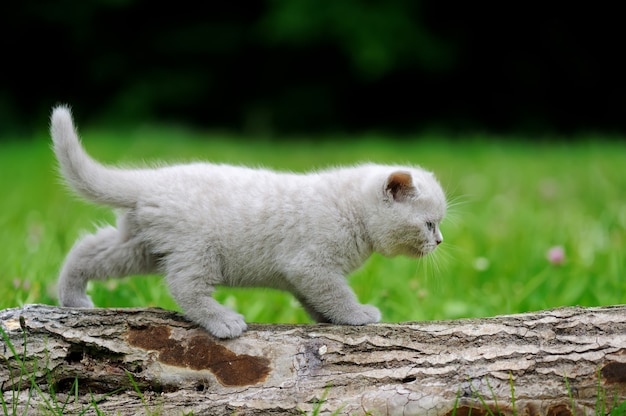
[366,167,446,258]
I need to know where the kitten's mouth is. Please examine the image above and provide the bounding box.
[411,244,437,258]
[408,248,429,258]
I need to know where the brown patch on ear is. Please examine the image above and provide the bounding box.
[385,171,415,202]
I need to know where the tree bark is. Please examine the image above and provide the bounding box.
[1,304,626,416]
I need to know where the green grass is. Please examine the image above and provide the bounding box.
[1,126,625,324]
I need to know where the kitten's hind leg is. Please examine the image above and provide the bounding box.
[165,260,247,339]
[58,225,156,308]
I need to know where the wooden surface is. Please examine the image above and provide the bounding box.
[2,304,626,415]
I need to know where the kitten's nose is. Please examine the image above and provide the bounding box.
[435,231,443,245]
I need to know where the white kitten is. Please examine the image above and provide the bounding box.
[51,105,446,338]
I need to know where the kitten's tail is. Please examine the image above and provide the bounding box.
[50,105,140,208]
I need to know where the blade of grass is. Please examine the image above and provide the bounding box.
[1,324,35,416]
[564,374,577,416]
[485,377,500,415]
[55,378,79,415]
[467,377,495,416]
[610,400,626,416]
[125,369,154,416]
[1,325,20,415]
[451,388,461,416]
[26,347,55,413]
[78,384,127,416]
[596,367,605,416]
[509,372,516,415]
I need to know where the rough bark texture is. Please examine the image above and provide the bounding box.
[1,304,626,415]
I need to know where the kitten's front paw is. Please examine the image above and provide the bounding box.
[60,293,94,309]
[338,304,381,326]
[204,311,248,339]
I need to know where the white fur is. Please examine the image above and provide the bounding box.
[51,105,446,338]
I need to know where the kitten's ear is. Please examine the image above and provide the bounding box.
[385,171,416,202]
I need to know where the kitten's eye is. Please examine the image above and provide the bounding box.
[426,222,435,231]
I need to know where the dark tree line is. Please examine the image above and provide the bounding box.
[1,1,624,137]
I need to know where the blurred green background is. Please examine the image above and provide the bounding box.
[1,1,624,136]
[1,2,625,322]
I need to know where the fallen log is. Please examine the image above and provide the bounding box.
[1,304,626,415]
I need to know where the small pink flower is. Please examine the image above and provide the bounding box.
[12,278,31,290]
[547,246,565,265]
